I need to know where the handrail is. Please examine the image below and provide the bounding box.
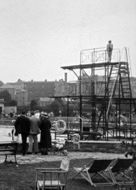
[80,48,121,64]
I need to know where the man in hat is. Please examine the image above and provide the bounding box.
[39,112,52,155]
[14,111,31,155]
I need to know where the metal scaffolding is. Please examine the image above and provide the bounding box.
[59,47,136,140]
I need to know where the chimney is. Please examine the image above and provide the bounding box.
[64,73,67,83]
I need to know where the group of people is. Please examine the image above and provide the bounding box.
[14,111,52,156]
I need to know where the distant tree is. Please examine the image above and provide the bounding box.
[17,105,30,114]
[46,99,68,116]
[8,100,17,106]
[30,100,38,110]
[0,81,4,86]
[49,100,60,115]
[0,90,12,103]
[0,90,18,106]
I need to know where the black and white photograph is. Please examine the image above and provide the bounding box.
[0,0,136,189]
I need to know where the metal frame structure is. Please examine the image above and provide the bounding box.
[57,47,136,140]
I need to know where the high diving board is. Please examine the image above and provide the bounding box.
[61,62,127,70]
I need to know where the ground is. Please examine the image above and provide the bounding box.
[0,152,135,190]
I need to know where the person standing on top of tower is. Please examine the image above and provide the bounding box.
[106,40,113,62]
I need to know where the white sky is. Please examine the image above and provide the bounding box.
[0,0,136,83]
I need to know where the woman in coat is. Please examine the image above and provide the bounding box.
[39,112,52,155]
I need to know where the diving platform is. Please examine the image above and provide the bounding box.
[59,47,135,141]
[61,62,124,70]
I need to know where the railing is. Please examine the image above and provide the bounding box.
[80,47,121,64]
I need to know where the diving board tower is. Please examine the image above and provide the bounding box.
[61,47,134,140]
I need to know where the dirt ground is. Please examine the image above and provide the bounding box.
[0,151,135,190]
[0,151,126,164]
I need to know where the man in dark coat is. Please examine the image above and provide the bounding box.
[39,112,51,155]
[14,111,31,155]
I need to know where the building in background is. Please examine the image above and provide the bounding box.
[15,89,28,106]
[0,76,136,109]
[24,80,55,103]
[0,83,28,106]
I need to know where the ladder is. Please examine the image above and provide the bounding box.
[106,61,132,119]
[119,61,132,98]
[97,63,120,128]
[106,63,120,119]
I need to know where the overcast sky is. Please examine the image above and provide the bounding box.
[0,0,136,83]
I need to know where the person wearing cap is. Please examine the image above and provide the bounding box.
[106,40,113,62]
[39,112,52,155]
